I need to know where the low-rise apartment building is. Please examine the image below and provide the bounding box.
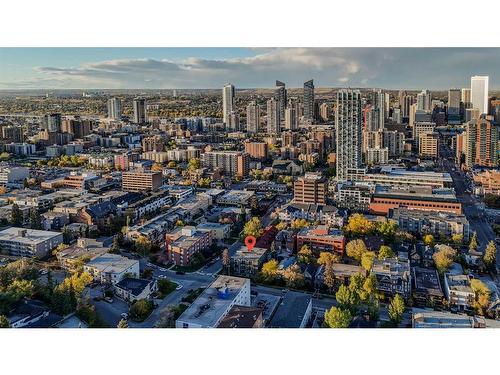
[166,226,213,266]
[0,227,63,258]
[443,273,475,312]
[296,225,346,255]
[83,253,140,285]
[371,258,411,299]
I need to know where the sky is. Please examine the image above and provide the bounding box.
[0,47,499,90]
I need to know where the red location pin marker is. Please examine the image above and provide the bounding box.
[244,236,256,252]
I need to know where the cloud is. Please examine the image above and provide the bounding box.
[1,48,500,89]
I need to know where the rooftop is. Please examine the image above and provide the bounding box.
[373,185,458,202]
[445,273,473,294]
[0,227,62,245]
[115,278,154,297]
[268,291,312,328]
[216,305,263,328]
[84,253,138,274]
[297,225,344,238]
[412,267,444,297]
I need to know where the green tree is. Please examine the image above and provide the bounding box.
[377,220,398,241]
[388,294,405,325]
[324,307,352,328]
[469,232,479,253]
[361,251,376,272]
[110,236,121,254]
[11,203,23,226]
[243,217,263,238]
[336,284,358,313]
[135,235,152,256]
[345,239,368,262]
[129,299,154,322]
[483,240,497,270]
[29,207,42,230]
[187,158,201,171]
[117,318,129,328]
[378,245,394,260]
[0,315,10,328]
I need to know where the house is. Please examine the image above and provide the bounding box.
[6,299,62,328]
[84,253,140,285]
[412,267,444,307]
[371,258,411,299]
[114,277,157,303]
[315,263,363,288]
[443,273,475,312]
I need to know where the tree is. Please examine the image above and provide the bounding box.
[323,261,335,292]
[469,232,479,253]
[110,236,121,254]
[297,245,314,265]
[345,239,368,262]
[11,203,23,226]
[243,217,263,238]
[345,213,375,236]
[451,234,464,246]
[129,299,154,322]
[151,163,163,172]
[222,248,230,275]
[117,318,129,328]
[261,259,279,281]
[378,245,394,260]
[483,240,497,270]
[377,220,398,241]
[291,219,310,230]
[0,315,10,328]
[28,207,42,229]
[471,279,491,316]
[361,251,376,272]
[336,284,358,313]
[135,235,152,256]
[187,158,201,171]
[388,294,405,325]
[282,264,305,288]
[423,234,434,247]
[175,220,184,227]
[275,221,287,231]
[324,307,352,328]
[432,245,457,274]
[318,252,339,266]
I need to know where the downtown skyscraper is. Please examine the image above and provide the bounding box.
[275,80,287,120]
[222,83,235,125]
[447,89,461,124]
[303,79,315,122]
[246,101,260,133]
[336,90,362,181]
[267,97,280,134]
[471,75,489,114]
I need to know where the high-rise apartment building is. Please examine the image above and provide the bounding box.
[464,116,499,168]
[61,117,93,139]
[419,132,439,159]
[133,97,147,124]
[228,111,240,131]
[275,80,287,120]
[402,95,415,119]
[461,88,472,109]
[336,90,362,181]
[470,76,489,114]
[223,83,235,125]
[246,101,260,133]
[413,122,436,149]
[267,98,280,134]
[244,142,268,160]
[303,80,315,122]
[284,107,298,131]
[364,106,381,131]
[107,97,122,120]
[372,89,385,129]
[43,113,61,132]
[293,172,327,204]
[202,151,250,177]
[319,102,331,122]
[142,135,165,152]
[417,90,432,112]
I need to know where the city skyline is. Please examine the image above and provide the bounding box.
[1,48,500,90]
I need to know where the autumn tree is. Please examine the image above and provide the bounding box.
[423,234,435,247]
[336,284,358,313]
[291,219,310,230]
[0,315,10,328]
[471,279,491,316]
[451,234,464,246]
[261,259,279,282]
[361,251,376,272]
[483,240,497,270]
[323,261,335,292]
[469,232,478,253]
[432,245,457,274]
[377,220,398,241]
[275,221,288,231]
[324,307,352,328]
[297,245,314,265]
[378,245,394,260]
[134,235,152,256]
[346,239,368,262]
[318,252,340,266]
[282,264,305,288]
[243,217,263,238]
[388,294,405,325]
[345,213,375,236]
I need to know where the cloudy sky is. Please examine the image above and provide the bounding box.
[0,48,498,90]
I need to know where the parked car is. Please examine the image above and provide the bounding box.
[175,284,183,291]
[104,297,114,303]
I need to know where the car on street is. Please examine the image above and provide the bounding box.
[175,284,183,290]
[157,275,168,279]
[104,297,114,303]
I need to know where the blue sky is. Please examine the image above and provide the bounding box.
[0,48,499,90]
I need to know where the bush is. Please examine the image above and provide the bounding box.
[157,279,177,299]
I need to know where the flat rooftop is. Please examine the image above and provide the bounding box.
[268,291,311,328]
[412,308,483,328]
[445,274,473,293]
[297,225,344,238]
[373,185,458,202]
[177,276,250,327]
[232,246,268,260]
[0,227,61,245]
[84,253,138,274]
[216,305,263,328]
[413,267,443,297]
